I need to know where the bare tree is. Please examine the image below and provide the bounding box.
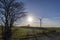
[0,0,25,40]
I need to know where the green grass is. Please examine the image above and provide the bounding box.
[44,27,60,30]
[0,27,60,39]
[12,27,33,38]
[11,27,60,38]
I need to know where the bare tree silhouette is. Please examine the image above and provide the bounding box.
[0,0,25,40]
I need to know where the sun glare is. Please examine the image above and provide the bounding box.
[27,17,33,22]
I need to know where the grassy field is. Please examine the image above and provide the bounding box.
[11,27,60,38]
[0,27,60,39]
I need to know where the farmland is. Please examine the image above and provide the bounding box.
[0,27,60,40]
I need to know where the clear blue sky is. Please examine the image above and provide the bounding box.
[17,0,60,27]
[18,0,60,18]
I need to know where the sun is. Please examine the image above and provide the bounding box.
[27,17,33,22]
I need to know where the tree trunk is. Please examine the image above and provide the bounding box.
[2,19,12,40]
[3,26,12,40]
